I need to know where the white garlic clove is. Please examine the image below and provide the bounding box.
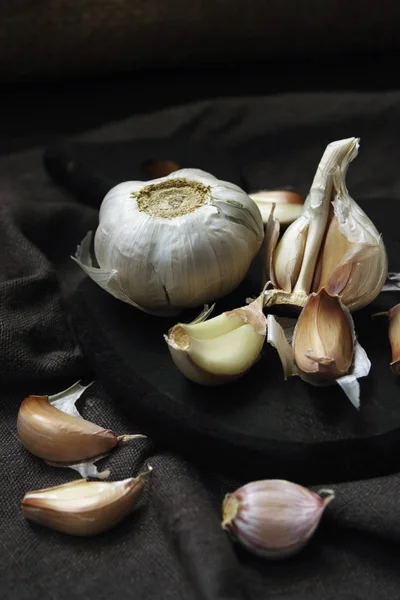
[17,381,146,475]
[74,169,264,316]
[21,467,152,536]
[249,190,304,226]
[222,479,334,559]
[388,304,400,375]
[273,217,309,293]
[164,294,267,385]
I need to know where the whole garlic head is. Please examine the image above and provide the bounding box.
[74,169,264,316]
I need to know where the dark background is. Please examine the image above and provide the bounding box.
[2,3,400,599]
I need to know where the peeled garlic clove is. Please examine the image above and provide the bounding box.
[314,166,388,311]
[17,381,145,465]
[222,479,334,559]
[21,467,152,536]
[249,190,304,226]
[74,169,264,316]
[293,289,354,382]
[164,294,267,385]
[388,304,400,375]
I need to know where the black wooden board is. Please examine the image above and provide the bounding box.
[46,139,400,484]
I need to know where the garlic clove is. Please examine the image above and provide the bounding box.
[21,467,152,536]
[165,295,267,385]
[222,479,334,559]
[249,190,304,226]
[388,304,400,375]
[17,381,146,471]
[314,166,388,311]
[293,289,354,382]
[273,218,309,293]
[269,295,370,409]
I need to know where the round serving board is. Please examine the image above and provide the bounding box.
[69,197,400,485]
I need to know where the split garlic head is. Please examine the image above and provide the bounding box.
[74,169,264,316]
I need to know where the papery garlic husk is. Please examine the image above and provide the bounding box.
[293,289,354,382]
[222,479,334,559]
[73,169,264,317]
[164,294,267,385]
[21,467,152,536]
[17,381,145,477]
[264,138,388,312]
[388,304,400,375]
[249,190,304,226]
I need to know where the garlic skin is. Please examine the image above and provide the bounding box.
[222,479,334,559]
[264,138,388,312]
[17,381,145,473]
[21,468,152,536]
[388,304,400,375]
[165,294,267,385]
[293,289,354,382]
[74,169,264,316]
[249,190,304,226]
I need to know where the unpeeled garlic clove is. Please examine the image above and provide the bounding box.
[222,479,334,559]
[17,381,145,466]
[249,190,304,227]
[164,294,267,385]
[293,288,354,382]
[314,166,388,311]
[388,304,400,375]
[21,467,152,536]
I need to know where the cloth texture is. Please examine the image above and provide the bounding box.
[2,1,400,80]
[2,91,400,600]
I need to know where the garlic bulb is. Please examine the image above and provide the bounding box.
[21,467,152,536]
[264,138,388,312]
[249,190,304,226]
[73,169,264,316]
[222,479,334,559]
[388,304,400,375]
[164,294,267,385]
